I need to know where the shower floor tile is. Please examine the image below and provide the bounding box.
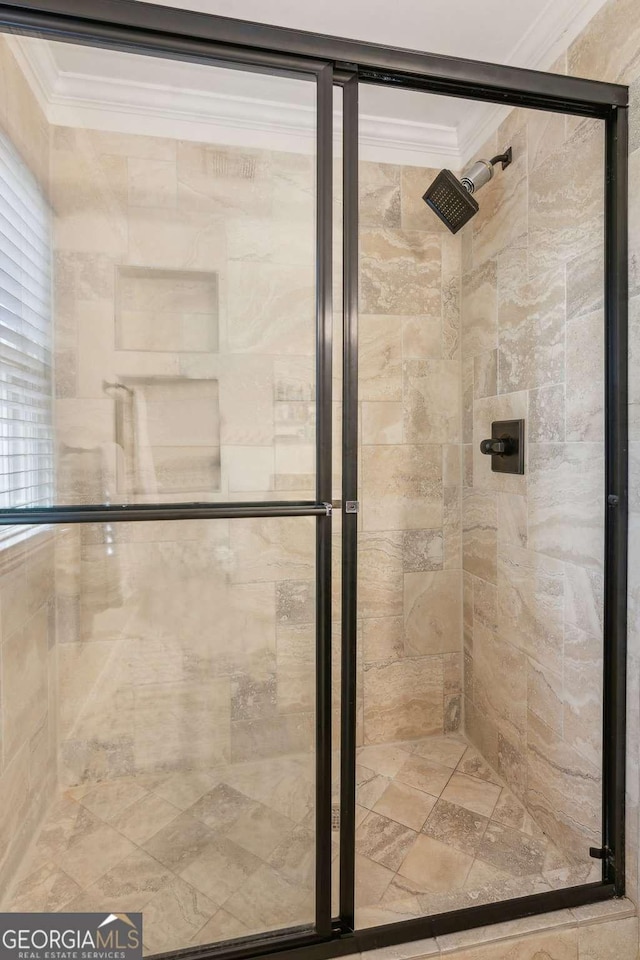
[3,733,597,951]
[354,733,598,927]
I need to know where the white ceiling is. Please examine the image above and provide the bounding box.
[131,0,602,66]
[11,0,608,167]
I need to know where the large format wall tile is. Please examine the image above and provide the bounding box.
[473,624,527,748]
[563,625,603,769]
[473,576,497,634]
[462,356,474,444]
[176,141,273,217]
[229,518,315,584]
[363,658,444,744]
[360,228,441,316]
[497,492,527,548]
[403,570,462,656]
[498,265,565,394]
[528,443,604,569]
[529,384,565,443]
[566,244,604,322]
[0,531,57,900]
[2,609,50,762]
[442,232,461,360]
[473,349,497,400]
[226,261,314,357]
[358,532,404,620]
[526,712,600,859]
[361,401,403,445]
[462,491,498,582]
[361,445,442,531]
[401,315,442,360]
[528,119,604,279]
[402,359,461,443]
[360,162,401,229]
[568,0,640,84]
[359,315,403,402]
[527,105,567,173]
[526,654,563,740]
[461,260,497,358]
[564,562,604,644]
[497,544,564,675]
[565,310,604,442]
[362,617,404,664]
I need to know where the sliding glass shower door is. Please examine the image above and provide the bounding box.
[343,76,611,933]
[0,7,626,959]
[0,33,335,953]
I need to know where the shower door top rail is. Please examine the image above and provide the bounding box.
[0,0,627,114]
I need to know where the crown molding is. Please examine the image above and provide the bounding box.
[456,0,608,165]
[8,35,461,166]
[7,0,608,169]
[504,0,609,73]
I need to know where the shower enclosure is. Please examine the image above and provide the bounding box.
[0,0,627,957]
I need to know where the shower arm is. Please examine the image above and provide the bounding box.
[489,148,513,170]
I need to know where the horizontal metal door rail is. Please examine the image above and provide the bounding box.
[0,501,332,524]
[0,0,627,113]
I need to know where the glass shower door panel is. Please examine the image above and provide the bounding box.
[0,31,324,957]
[13,35,318,508]
[353,83,606,927]
[2,518,317,952]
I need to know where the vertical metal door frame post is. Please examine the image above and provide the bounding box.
[603,102,629,895]
[338,70,359,934]
[315,61,335,940]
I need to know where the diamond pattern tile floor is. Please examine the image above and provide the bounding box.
[2,733,597,951]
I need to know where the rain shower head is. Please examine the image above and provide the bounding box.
[422,147,512,234]
[422,170,479,234]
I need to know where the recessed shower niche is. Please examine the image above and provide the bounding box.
[116,266,219,353]
[108,377,221,495]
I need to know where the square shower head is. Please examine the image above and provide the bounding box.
[422,169,479,234]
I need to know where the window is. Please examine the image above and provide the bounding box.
[0,129,53,520]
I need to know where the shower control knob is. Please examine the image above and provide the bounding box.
[480,437,511,456]
[481,420,525,475]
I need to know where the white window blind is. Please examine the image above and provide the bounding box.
[0,129,53,516]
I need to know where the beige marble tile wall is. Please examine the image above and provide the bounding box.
[358,163,463,746]
[0,531,59,903]
[51,129,317,504]
[48,105,461,783]
[53,516,317,786]
[460,102,606,862]
[49,123,324,783]
[562,0,640,909]
[0,38,58,902]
